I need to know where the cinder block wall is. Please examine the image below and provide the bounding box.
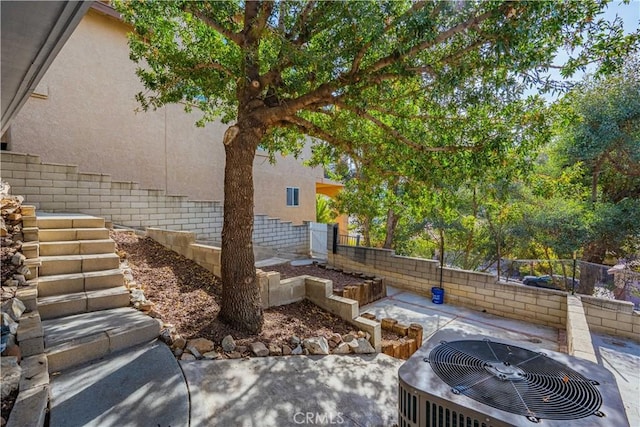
[329,245,569,329]
[2,152,309,253]
[580,296,639,341]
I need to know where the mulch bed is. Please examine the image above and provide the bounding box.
[111,231,364,348]
[262,262,366,292]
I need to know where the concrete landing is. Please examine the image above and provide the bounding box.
[181,354,403,427]
[49,340,189,427]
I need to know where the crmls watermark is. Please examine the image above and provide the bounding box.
[293,412,345,425]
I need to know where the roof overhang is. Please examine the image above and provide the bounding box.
[1,0,91,134]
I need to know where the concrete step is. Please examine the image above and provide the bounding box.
[38,227,110,242]
[49,340,188,427]
[39,239,115,256]
[43,307,160,373]
[38,269,124,297]
[37,215,105,229]
[39,253,119,276]
[38,286,130,320]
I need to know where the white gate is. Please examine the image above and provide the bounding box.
[309,222,328,259]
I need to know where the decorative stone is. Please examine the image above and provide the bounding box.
[226,351,242,359]
[2,312,19,334]
[2,344,21,359]
[250,341,269,357]
[173,348,183,357]
[12,274,27,286]
[2,298,26,321]
[353,338,376,354]
[186,346,202,359]
[342,333,357,343]
[130,289,146,304]
[221,335,236,352]
[187,338,215,354]
[291,344,304,355]
[282,345,292,356]
[203,351,221,360]
[159,329,173,345]
[11,252,26,266]
[235,345,248,354]
[290,336,301,346]
[303,337,329,355]
[328,333,342,345]
[17,265,30,276]
[1,357,21,399]
[180,353,196,361]
[268,345,282,356]
[172,336,187,350]
[333,342,352,354]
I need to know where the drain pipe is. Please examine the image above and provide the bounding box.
[439,229,444,289]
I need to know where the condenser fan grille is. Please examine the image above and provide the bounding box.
[426,339,604,422]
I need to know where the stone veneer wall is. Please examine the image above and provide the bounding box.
[1,152,309,253]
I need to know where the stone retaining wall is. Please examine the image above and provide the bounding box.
[2,152,309,254]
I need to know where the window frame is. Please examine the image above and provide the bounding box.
[286,187,300,207]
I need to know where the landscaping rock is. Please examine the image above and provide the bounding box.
[2,298,25,321]
[2,312,18,335]
[221,335,236,352]
[291,344,304,355]
[342,333,357,343]
[187,338,215,354]
[333,342,352,354]
[203,351,221,360]
[172,336,187,350]
[303,337,329,355]
[1,356,21,399]
[268,344,282,356]
[290,335,301,346]
[282,345,292,356]
[180,353,196,361]
[186,346,202,359]
[173,348,183,357]
[159,329,173,346]
[328,333,342,345]
[353,338,376,354]
[250,341,269,357]
[226,351,242,359]
[235,345,248,355]
[11,252,26,266]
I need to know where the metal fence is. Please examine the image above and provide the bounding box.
[501,259,640,309]
[337,234,362,247]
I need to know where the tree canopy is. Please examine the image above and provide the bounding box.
[115,0,639,332]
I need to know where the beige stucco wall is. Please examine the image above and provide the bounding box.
[9,8,322,224]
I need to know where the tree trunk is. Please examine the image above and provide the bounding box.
[383,208,398,249]
[219,124,264,333]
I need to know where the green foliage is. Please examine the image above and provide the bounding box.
[315,195,336,224]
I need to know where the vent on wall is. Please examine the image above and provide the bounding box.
[398,332,629,427]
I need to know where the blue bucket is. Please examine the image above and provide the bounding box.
[431,287,445,304]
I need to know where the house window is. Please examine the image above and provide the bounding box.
[286,187,299,207]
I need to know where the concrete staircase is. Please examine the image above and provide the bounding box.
[34,215,159,373]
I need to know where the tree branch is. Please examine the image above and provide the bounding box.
[334,100,480,154]
[366,3,507,75]
[349,1,428,76]
[192,62,234,77]
[186,7,243,46]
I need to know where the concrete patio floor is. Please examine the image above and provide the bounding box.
[49,286,639,427]
[181,286,639,426]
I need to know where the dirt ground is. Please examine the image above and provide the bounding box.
[111,231,366,348]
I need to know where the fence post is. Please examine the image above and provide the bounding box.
[572,252,577,295]
[332,224,338,254]
[356,234,361,246]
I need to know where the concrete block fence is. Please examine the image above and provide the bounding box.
[1,152,309,253]
[326,226,639,342]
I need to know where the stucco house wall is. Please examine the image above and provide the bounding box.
[7,6,322,225]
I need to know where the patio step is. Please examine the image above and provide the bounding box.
[43,307,160,373]
[37,269,124,297]
[38,227,110,242]
[39,239,115,256]
[38,287,130,320]
[39,253,119,276]
[37,215,105,229]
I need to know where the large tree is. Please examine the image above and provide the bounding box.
[116,0,638,332]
